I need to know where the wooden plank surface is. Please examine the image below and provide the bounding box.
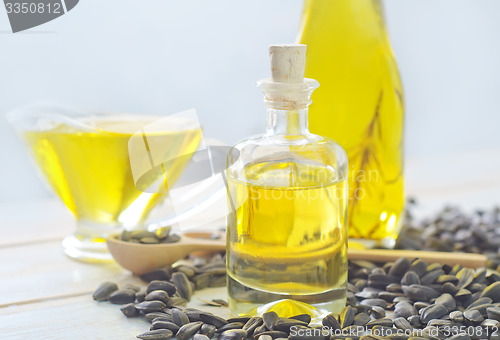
[0,199,73,247]
[0,240,141,307]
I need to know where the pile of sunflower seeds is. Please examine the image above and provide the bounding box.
[93,253,500,340]
[396,201,500,270]
[120,226,181,244]
[346,257,500,340]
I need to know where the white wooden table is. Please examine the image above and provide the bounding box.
[1,149,499,339]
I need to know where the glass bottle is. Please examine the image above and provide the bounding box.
[297,0,405,248]
[226,45,348,319]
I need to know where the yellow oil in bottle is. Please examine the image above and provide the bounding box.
[227,161,348,318]
[24,117,201,232]
[298,0,405,246]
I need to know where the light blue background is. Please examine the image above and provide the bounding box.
[0,0,499,202]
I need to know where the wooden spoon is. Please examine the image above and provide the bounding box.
[107,233,487,274]
[107,232,226,275]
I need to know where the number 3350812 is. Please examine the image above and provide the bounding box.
[5,2,62,14]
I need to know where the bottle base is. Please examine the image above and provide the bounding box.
[227,274,346,324]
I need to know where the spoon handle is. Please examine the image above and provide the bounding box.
[348,248,487,268]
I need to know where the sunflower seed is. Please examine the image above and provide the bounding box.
[140,268,173,282]
[359,298,387,308]
[199,324,216,338]
[322,313,341,330]
[171,272,192,301]
[368,274,400,289]
[340,306,355,328]
[140,237,160,244]
[413,302,430,311]
[213,299,228,307]
[407,315,423,328]
[199,313,228,328]
[427,319,452,327]
[436,275,459,285]
[352,313,371,326]
[354,304,372,314]
[262,312,278,330]
[366,318,393,327]
[219,329,247,340]
[463,309,484,323]
[120,303,139,317]
[123,285,140,292]
[394,317,412,331]
[258,335,273,340]
[482,318,500,327]
[171,308,190,327]
[386,283,403,292]
[108,289,136,304]
[487,306,500,321]
[150,321,180,332]
[192,274,211,290]
[289,314,311,325]
[442,282,458,296]
[242,316,263,335]
[217,322,245,332]
[147,281,177,295]
[389,257,411,278]
[435,293,456,312]
[401,271,420,286]
[409,259,428,278]
[135,300,166,313]
[481,282,500,302]
[450,264,463,276]
[193,334,210,340]
[209,275,226,287]
[401,285,440,301]
[446,332,472,340]
[227,317,250,324]
[355,287,381,300]
[130,231,157,240]
[155,226,171,240]
[455,289,472,304]
[145,312,171,322]
[457,268,474,290]
[253,331,288,339]
[465,296,492,311]
[273,318,308,332]
[449,310,464,323]
[420,304,448,324]
[253,324,268,336]
[162,234,181,243]
[136,329,173,340]
[176,321,203,340]
[145,290,169,304]
[92,282,118,301]
[394,301,417,318]
[370,306,386,319]
[469,283,487,293]
[136,289,147,303]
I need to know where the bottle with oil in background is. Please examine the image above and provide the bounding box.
[298,0,405,248]
[226,44,348,319]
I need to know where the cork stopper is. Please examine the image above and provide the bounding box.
[269,44,306,84]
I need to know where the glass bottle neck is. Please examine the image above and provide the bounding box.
[266,108,309,136]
